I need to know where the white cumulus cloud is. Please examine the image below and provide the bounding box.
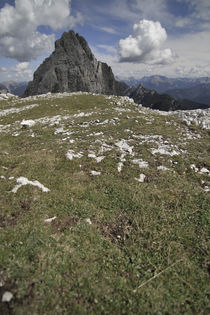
[13,62,30,72]
[0,62,36,81]
[118,19,175,65]
[0,0,83,61]
[13,62,33,80]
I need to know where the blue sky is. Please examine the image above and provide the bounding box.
[0,0,210,82]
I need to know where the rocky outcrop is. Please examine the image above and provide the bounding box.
[24,30,127,97]
[169,108,210,130]
[0,92,17,100]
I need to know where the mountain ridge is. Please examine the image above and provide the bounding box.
[24,30,127,97]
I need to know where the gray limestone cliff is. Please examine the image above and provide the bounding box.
[24,30,127,97]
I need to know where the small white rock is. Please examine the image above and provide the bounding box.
[44,216,57,223]
[190,164,199,172]
[90,171,101,176]
[21,119,36,128]
[157,166,170,171]
[132,159,149,169]
[85,218,92,225]
[2,291,13,302]
[199,167,209,175]
[135,174,146,183]
[66,150,83,160]
[203,186,210,192]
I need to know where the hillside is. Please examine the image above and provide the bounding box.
[0,93,209,314]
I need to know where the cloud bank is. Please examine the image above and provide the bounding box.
[0,0,83,61]
[118,19,175,65]
[0,62,33,81]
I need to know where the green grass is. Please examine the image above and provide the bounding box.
[0,94,209,314]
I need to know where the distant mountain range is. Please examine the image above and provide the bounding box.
[121,75,210,107]
[0,81,28,96]
[125,84,209,111]
[166,83,210,106]
[122,75,210,92]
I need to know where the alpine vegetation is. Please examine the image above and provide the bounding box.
[0,91,209,314]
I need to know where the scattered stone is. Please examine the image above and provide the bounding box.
[118,162,124,173]
[21,119,36,128]
[132,159,149,169]
[199,167,209,175]
[2,291,13,303]
[157,166,170,171]
[116,139,133,155]
[190,164,199,172]
[117,154,126,173]
[151,145,180,156]
[12,132,20,137]
[88,152,105,163]
[0,104,38,117]
[135,174,146,183]
[85,218,92,225]
[90,171,101,176]
[98,142,113,154]
[170,108,210,130]
[66,150,83,160]
[54,127,65,134]
[12,177,50,193]
[191,165,209,175]
[44,216,57,223]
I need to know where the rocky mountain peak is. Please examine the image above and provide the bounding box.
[24,30,127,97]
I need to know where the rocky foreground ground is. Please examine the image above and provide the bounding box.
[0,92,209,314]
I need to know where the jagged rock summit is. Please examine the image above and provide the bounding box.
[24,30,126,97]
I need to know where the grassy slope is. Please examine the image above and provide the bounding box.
[0,94,209,314]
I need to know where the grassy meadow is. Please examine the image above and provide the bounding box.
[0,93,209,314]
